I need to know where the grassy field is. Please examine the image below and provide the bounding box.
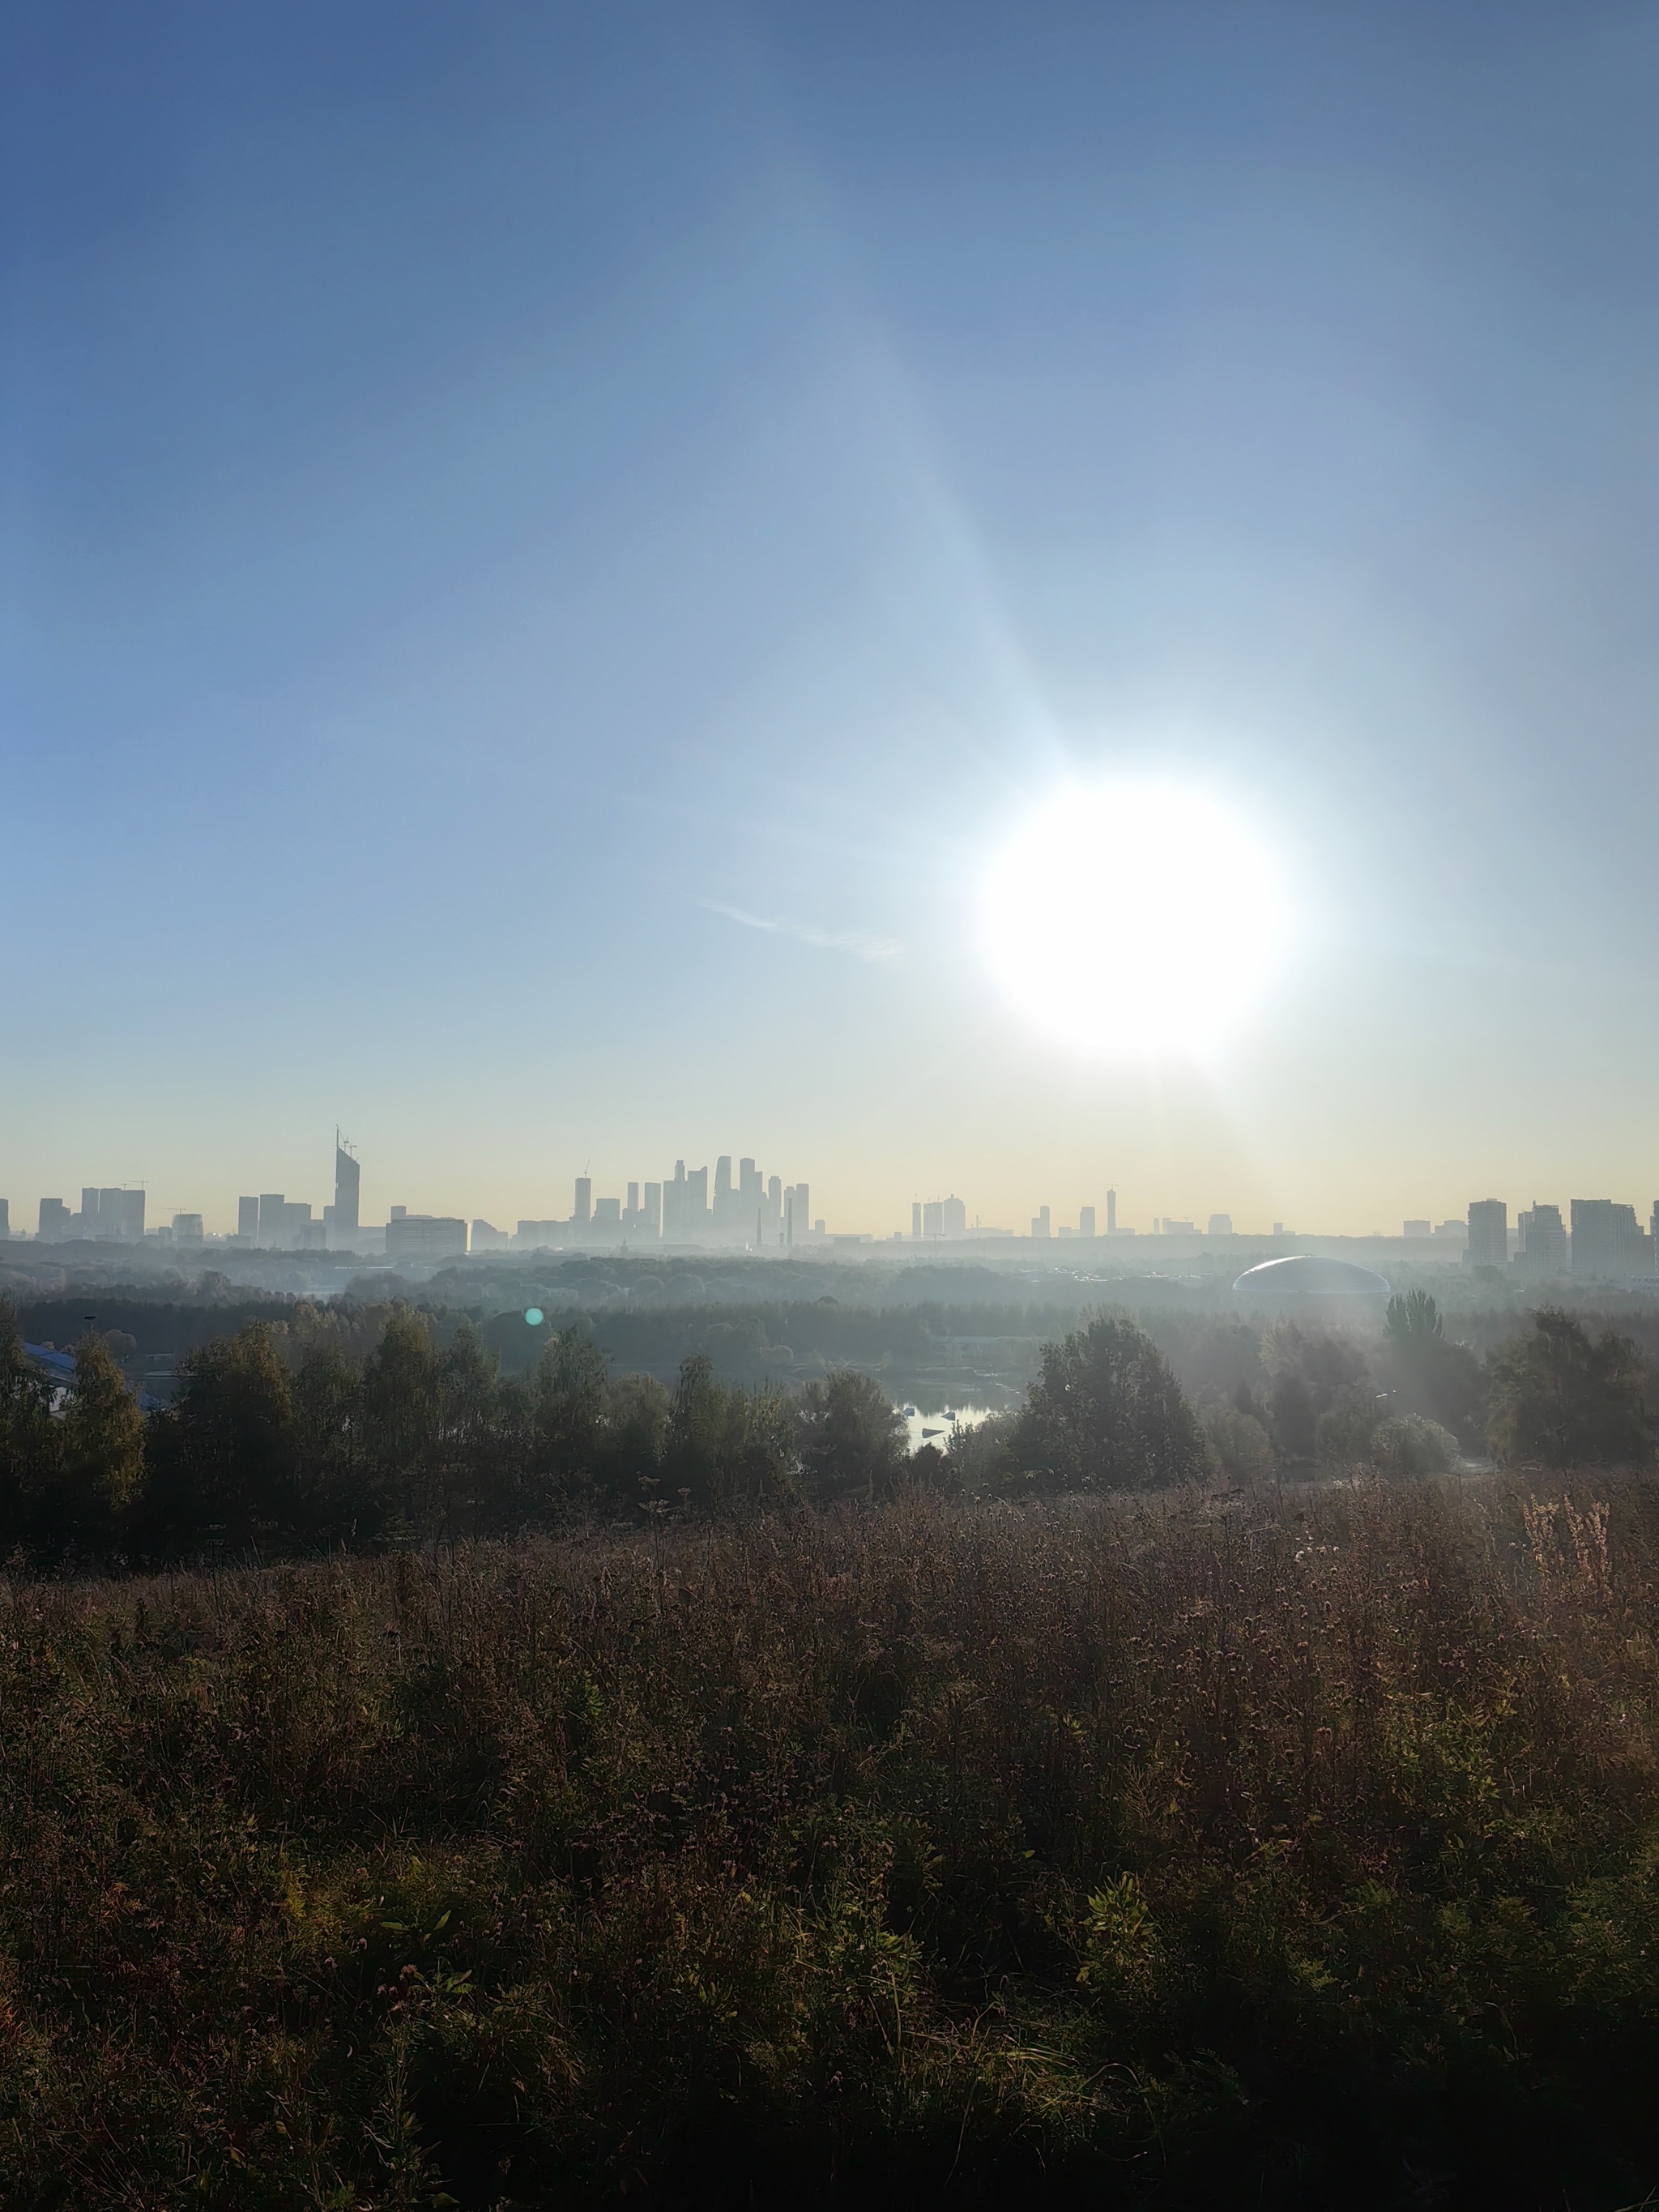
[4,1474,1659,2208]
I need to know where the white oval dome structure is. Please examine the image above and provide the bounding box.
[1234,1255,1391,1320]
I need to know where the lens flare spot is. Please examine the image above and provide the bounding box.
[524,1306,544,1326]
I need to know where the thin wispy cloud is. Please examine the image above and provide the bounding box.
[699,899,900,963]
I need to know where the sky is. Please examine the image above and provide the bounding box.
[4,0,1659,1240]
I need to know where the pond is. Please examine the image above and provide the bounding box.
[898,1403,996,1453]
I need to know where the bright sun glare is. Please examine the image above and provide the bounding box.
[981,784,1290,1055]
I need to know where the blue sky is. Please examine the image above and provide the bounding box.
[4,2,1658,1236]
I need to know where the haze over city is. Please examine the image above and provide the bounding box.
[8,4,1659,1229]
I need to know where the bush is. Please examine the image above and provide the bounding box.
[1200,1402,1275,1484]
[1371,1411,1458,1476]
[945,1410,1016,1492]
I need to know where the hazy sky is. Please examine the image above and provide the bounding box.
[5,2,1659,1238]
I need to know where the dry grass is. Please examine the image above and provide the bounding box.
[3,1474,1659,2207]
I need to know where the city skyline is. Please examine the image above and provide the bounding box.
[10,1137,1659,1275]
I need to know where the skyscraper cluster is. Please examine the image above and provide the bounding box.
[510,1156,817,1251]
[32,1188,151,1242]
[1467,1196,1659,1279]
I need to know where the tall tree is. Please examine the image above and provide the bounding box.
[1488,1308,1651,1468]
[1009,1314,1209,1492]
[0,1298,62,1548]
[795,1370,906,1503]
[56,1334,146,1548]
[146,1325,295,1551]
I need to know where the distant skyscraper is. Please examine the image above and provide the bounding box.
[334,1142,360,1242]
[941,1195,966,1237]
[1517,1203,1567,1275]
[237,1196,258,1241]
[1208,1214,1234,1236]
[913,1201,923,1240]
[1031,1206,1051,1239]
[172,1213,203,1241]
[626,1181,640,1219]
[785,1182,810,1245]
[0,1200,9,1239]
[258,1194,287,1247]
[95,1189,144,1241]
[1570,1199,1647,1279]
[1465,1199,1508,1270]
[644,1181,662,1236]
[385,1215,468,1262]
[663,1161,686,1238]
[573,1177,591,1227]
[39,1198,70,1240]
[1078,1206,1096,1238]
[1107,1189,1117,1234]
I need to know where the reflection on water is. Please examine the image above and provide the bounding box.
[900,1403,994,1454]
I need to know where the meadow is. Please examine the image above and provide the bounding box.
[5,1470,1659,2209]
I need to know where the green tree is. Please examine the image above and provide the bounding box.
[794,1369,906,1503]
[1264,1322,1369,1461]
[1381,1292,1485,1443]
[146,1324,295,1551]
[591,1372,671,1507]
[1316,1387,1388,1468]
[55,1334,146,1548]
[944,1411,1015,1494]
[525,1326,609,1509]
[362,1309,442,1536]
[1008,1315,1209,1493]
[0,1298,62,1547]
[291,1340,372,1539]
[1488,1308,1652,1468]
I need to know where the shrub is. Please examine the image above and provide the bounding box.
[1201,1401,1275,1484]
[945,1410,1016,1492]
[1371,1411,1458,1476]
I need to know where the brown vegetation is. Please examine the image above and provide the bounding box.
[3,1471,1659,2206]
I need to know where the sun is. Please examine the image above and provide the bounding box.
[980,782,1289,1054]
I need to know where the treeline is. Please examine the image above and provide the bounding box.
[1139,1290,1656,1477]
[0,1300,926,1562]
[3,1294,1653,1569]
[9,1292,1083,1377]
